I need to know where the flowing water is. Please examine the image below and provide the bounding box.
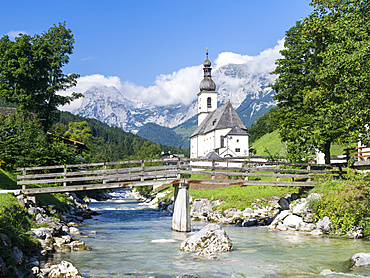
[48,190,370,278]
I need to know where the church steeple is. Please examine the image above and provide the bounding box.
[200,48,216,92]
[197,48,218,125]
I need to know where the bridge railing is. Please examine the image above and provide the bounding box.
[13,157,345,194]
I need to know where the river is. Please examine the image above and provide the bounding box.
[48,189,370,278]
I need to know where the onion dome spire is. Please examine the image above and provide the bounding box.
[200,47,216,91]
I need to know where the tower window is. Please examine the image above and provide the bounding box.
[207,97,212,108]
[235,148,240,153]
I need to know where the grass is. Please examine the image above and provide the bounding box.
[189,184,299,212]
[250,130,286,157]
[0,168,17,190]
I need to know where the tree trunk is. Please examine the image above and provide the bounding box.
[324,141,331,164]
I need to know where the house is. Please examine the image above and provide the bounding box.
[190,51,249,158]
[0,107,17,117]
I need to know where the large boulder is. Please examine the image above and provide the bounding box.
[350,253,370,268]
[283,214,303,231]
[180,224,233,256]
[277,197,290,210]
[346,225,364,239]
[316,216,332,234]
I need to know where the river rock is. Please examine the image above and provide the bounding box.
[242,219,258,227]
[44,260,83,278]
[268,210,291,230]
[277,197,290,210]
[176,275,199,278]
[31,228,54,239]
[290,198,308,216]
[207,211,226,223]
[69,240,92,251]
[319,269,334,275]
[69,227,83,236]
[284,215,303,230]
[12,246,23,265]
[350,253,370,268]
[346,225,364,239]
[223,208,242,218]
[180,224,233,255]
[316,216,332,234]
[191,199,217,219]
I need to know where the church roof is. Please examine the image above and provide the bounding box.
[190,102,247,138]
[227,126,249,136]
[203,151,221,159]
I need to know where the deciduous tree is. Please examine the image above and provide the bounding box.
[0,22,82,131]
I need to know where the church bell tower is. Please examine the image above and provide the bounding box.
[197,48,218,125]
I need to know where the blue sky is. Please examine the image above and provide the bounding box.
[1,0,313,88]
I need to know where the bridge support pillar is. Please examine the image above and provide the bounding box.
[172,183,191,232]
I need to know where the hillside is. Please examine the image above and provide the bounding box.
[54,111,189,162]
[250,130,286,157]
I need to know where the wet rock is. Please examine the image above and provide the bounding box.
[207,211,226,223]
[69,227,83,236]
[69,240,92,251]
[298,222,316,232]
[180,224,233,254]
[242,219,258,227]
[319,269,334,275]
[310,229,323,236]
[350,253,370,268]
[346,225,364,239]
[32,228,54,239]
[268,210,291,230]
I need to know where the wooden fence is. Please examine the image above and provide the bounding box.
[5,158,346,195]
[344,146,370,161]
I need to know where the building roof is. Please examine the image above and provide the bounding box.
[203,151,221,160]
[226,126,249,136]
[190,102,247,138]
[0,107,17,117]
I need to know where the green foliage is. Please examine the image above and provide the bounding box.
[0,194,39,251]
[310,173,370,236]
[0,109,77,170]
[248,108,278,144]
[0,22,82,131]
[137,122,189,149]
[135,185,153,199]
[53,111,188,163]
[36,193,72,212]
[189,185,298,212]
[271,1,370,164]
[0,169,17,190]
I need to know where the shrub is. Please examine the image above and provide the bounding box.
[310,174,370,236]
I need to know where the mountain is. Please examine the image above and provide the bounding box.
[68,62,276,148]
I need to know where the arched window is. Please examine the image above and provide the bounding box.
[207,97,212,108]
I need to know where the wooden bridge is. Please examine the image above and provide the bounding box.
[2,157,344,232]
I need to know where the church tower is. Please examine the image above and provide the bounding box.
[197,49,218,125]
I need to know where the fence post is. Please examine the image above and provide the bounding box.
[307,163,311,182]
[63,165,67,187]
[177,157,181,179]
[103,162,107,184]
[244,161,249,181]
[276,164,280,182]
[22,168,26,190]
[141,160,145,181]
[212,159,215,179]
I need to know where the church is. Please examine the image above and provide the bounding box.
[190,52,249,158]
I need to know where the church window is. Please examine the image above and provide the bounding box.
[207,97,212,108]
[235,148,240,153]
[220,136,225,148]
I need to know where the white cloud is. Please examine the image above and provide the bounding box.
[214,38,284,75]
[122,65,202,106]
[60,39,284,110]
[6,31,27,40]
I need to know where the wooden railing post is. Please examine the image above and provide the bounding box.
[307,163,311,182]
[276,164,280,182]
[244,162,249,181]
[212,159,215,179]
[177,157,181,179]
[63,165,67,187]
[141,160,145,181]
[22,168,26,190]
[103,162,107,184]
